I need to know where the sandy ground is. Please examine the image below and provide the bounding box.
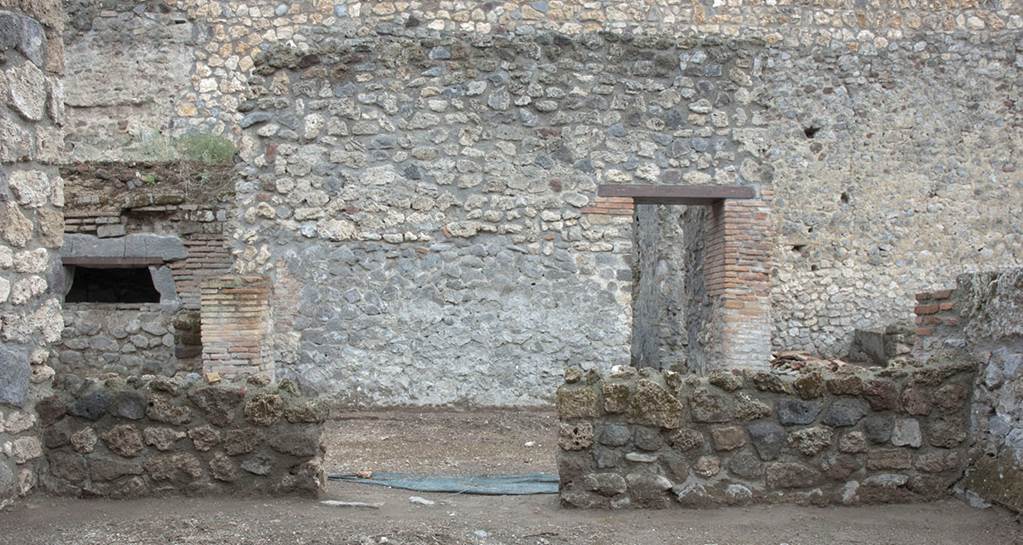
[323,410,558,475]
[2,410,1020,545]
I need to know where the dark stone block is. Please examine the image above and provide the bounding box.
[598,424,631,447]
[36,395,67,425]
[0,344,29,407]
[633,426,664,451]
[70,389,113,421]
[48,450,88,483]
[822,398,868,427]
[727,451,764,479]
[89,454,143,482]
[776,399,822,426]
[863,415,893,444]
[747,420,786,461]
[690,388,734,423]
[110,390,147,420]
[189,386,245,427]
[268,426,321,457]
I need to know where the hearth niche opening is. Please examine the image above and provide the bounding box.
[65,266,161,304]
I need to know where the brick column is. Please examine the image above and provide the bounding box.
[702,191,774,371]
[200,275,274,382]
[912,288,959,359]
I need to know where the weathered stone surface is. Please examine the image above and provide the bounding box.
[747,420,786,461]
[839,431,868,454]
[822,398,868,427]
[110,390,147,420]
[766,462,821,489]
[583,472,627,497]
[710,426,747,452]
[626,473,673,508]
[147,394,191,425]
[70,427,97,454]
[598,424,631,447]
[0,344,30,407]
[669,428,704,452]
[793,372,825,400]
[734,393,772,421]
[776,399,822,426]
[692,456,720,478]
[927,418,967,448]
[867,449,913,471]
[601,382,629,414]
[11,436,41,463]
[188,425,221,452]
[48,450,87,483]
[891,419,922,448]
[822,374,863,394]
[100,425,143,458]
[267,426,321,457]
[89,454,143,482]
[244,392,284,426]
[863,416,894,444]
[558,421,593,451]
[900,386,931,416]
[240,453,274,476]
[727,451,764,480]
[145,453,203,484]
[188,387,244,427]
[862,379,900,411]
[632,426,664,452]
[627,380,682,429]
[209,452,239,482]
[787,427,833,456]
[4,60,46,120]
[707,370,742,392]
[143,427,184,451]
[690,388,733,423]
[223,428,262,456]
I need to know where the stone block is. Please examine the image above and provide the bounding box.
[0,344,29,407]
[776,398,822,426]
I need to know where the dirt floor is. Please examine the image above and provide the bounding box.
[2,410,1020,545]
[323,410,558,475]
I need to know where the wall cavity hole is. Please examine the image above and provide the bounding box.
[804,126,821,138]
[791,244,807,253]
[840,191,850,204]
[65,267,160,303]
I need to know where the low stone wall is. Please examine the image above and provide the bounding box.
[556,361,975,508]
[59,303,178,377]
[915,268,1023,513]
[38,375,327,498]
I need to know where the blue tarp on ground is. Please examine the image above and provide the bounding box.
[329,472,559,495]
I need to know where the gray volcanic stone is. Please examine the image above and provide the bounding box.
[70,388,113,421]
[822,398,868,427]
[747,420,786,461]
[863,415,894,444]
[598,424,631,447]
[110,390,147,420]
[0,344,29,407]
[776,399,822,426]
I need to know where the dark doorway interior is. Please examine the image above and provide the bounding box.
[65,266,160,303]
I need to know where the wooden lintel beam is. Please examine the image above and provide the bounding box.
[597,184,756,205]
[62,257,164,268]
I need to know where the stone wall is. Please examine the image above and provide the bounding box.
[914,268,1023,513]
[556,361,976,508]
[39,375,327,498]
[59,303,179,378]
[0,0,65,509]
[56,1,1023,405]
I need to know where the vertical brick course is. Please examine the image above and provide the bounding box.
[200,275,274,381]
[702,191,774,370]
